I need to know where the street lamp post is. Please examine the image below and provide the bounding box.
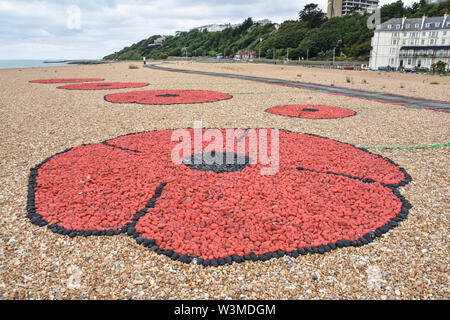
[333,39,342,66]
[259,38,262,60]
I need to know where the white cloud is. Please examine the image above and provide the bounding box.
[0,0,420,59]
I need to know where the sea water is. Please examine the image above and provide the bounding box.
[0,60,69,69]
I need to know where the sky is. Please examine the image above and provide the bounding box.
[0,0,417,60]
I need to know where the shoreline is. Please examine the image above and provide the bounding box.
[0,59,112,70]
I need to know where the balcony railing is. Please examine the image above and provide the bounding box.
[400,52,449,57]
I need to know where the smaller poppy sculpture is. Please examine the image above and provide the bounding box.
[266,105,356,119]
[30,78,105,84]
[57,82,149,90]
[104,90,233,105]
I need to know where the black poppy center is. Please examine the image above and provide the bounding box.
[302,108,319,112]
[183,152,252,173]
[156,94,180,97]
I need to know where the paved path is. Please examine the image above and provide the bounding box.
[145,64,450,112]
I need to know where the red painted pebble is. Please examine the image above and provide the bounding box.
[28,129,410,263]
[104,90,233,105]
[29,78,105,84]
[266,105,356,119]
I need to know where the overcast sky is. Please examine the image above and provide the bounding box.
[0,0,416,60]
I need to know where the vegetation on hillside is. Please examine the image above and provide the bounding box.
[104,0,450,61]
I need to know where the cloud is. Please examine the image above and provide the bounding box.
[0,0,417,59]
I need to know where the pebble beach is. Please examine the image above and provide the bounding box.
[0,61,449,300]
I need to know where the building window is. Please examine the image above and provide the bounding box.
[427,58,431,65]
[419,49,424,55]
[435,23,440,27]
[443,31,447,36]
[422,31,426,36]
[387,24,392,29]
[407,58,412,64]
[428,49,433,55]
[390,58,395,65]
[392,32,399,37]
[402,39,406,45]
[430,39,434,45]
[408,49,414,55]
[406,24,410,28]
[415,23,419,28]
[439,49,444,56]
[431,31,436,37]
[396,24,401,29]
[421,39,425,45]
[425,23,430,28]
[392,39,398,45]
[417,59,422,67]
[403,32,408,36]
[410,40,415,45]
[442,39,446,45]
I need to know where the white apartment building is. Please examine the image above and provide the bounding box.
[191,24,232,32]
[327,0,379,18]
[369,14,450,70]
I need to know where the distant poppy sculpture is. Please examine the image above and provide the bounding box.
[57,82,149,90]
[266,105,356,119]
[30,78,105,84]
[27,129,411,267]
[104,90,233,105]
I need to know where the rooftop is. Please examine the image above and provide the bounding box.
[377,15,450,31]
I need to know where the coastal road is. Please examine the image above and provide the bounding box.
[145,64,450,112]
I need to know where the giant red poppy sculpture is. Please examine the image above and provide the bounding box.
[27,129,411,267]
[30,78,105,84]
[104,90,233,105]
[57,82,149,90]
[266,105,356,119]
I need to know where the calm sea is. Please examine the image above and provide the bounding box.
[0,60,69,69]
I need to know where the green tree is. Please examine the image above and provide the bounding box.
[103,3,450,62]
[431,61,447,74]
[381,1,407,22]
[298,3,326,28]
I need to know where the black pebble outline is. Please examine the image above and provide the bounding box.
[183,151,252,173]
